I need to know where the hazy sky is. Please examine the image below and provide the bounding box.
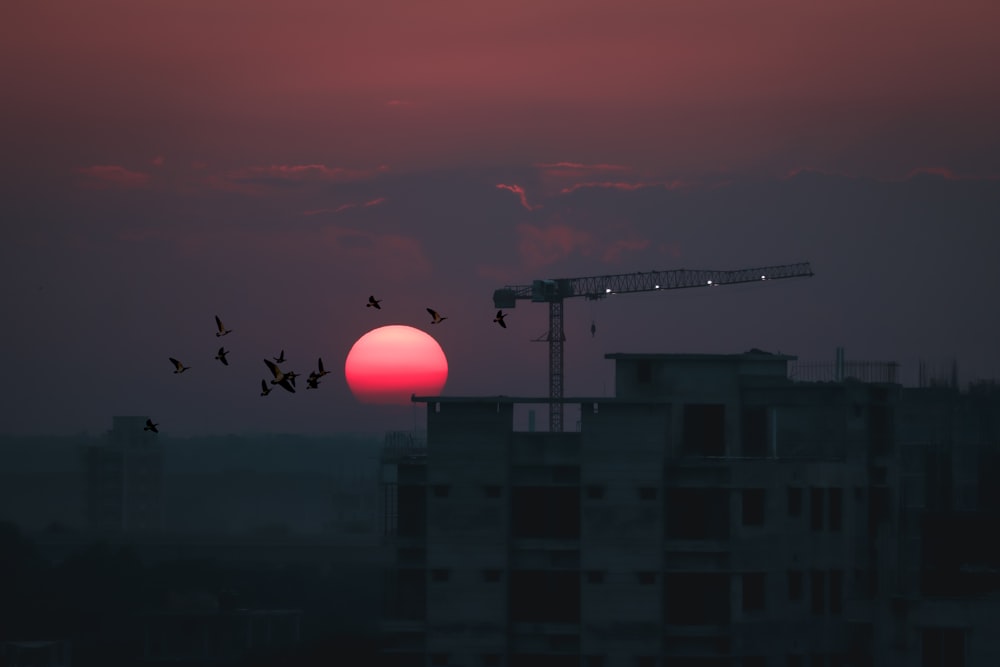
[2,0,999,436]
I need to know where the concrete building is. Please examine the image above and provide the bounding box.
[84,416,164,534]
[888,381,1000,665]
[379,350,1000,666]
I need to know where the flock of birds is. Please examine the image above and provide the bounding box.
[141,298,512,434]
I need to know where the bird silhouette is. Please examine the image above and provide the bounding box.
[494,310,507,328]
[215,347,230,366]
[315,357,330,378]
[260,379,272,396]
[169,357,190,373]
[306,373,321,390]
[215,315,232,337]
[367,295,382,309]
[264,359,296,393]
[427,308,447,324]
[273,350,285,363]
[144,418,159,433]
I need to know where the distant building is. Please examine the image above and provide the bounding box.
[141,603,302,665]
[0,639,72,666]
[378,350,1000,666]
[84,416,164,534]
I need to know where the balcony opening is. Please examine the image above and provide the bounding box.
[682,404,726,456]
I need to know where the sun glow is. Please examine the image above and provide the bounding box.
[344,325,448,405]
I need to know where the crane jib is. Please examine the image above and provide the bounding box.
[493,262,813,308]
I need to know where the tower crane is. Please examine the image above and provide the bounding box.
[492,261,814,432]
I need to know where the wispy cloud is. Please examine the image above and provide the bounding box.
[302,197,387,216]
[602,238,651,263]
[76,165,151,188]
[902,166,1000,182]
[535,162,629,174]
[516,223,595,268]
[782,166,854,180]
[318,226,432,279]
[497,183,540,211]
[559,180,696,194]
[302,204,357,216]
[207,163,387,194]
[658,241,683,259]
[788,165,1000,183]
[513,222,656,270]
[907,166,960,180]
[560,181,649,194]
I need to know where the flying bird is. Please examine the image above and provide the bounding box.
[427,308,447,324]
[315,357,330,378]
[144,419,159,433]
[260,379,272,396]
[215,347,229,365]
[367,295,382,309]
[264,359,296,393]
[493,310,507,328]
[169,357,190,373]
[273,350,286,363]
[215,315,232,337]
[306,374,321,390]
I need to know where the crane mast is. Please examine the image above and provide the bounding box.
[492,262,814,432]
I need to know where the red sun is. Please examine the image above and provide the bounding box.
[344,325,448,405]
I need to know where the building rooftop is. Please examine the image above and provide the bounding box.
[410,395,640,404]
[604,349,797,362]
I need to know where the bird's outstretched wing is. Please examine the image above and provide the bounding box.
[215,315,231,336]
[264,358,283,380]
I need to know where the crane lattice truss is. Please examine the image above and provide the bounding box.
[493,262,814,432]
